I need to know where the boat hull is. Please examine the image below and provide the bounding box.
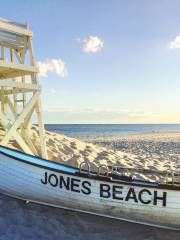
[0,149,180,230]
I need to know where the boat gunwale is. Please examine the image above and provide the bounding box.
[0,145,180,191]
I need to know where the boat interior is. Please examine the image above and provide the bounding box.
[79,161,180,186]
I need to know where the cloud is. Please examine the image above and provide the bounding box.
[43,107,161,124]
[83,36,104,53]
[37,59,68,78]
[169,35,180,49]
[44,107,157,118]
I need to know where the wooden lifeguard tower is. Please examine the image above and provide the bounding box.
[0,17,47,159]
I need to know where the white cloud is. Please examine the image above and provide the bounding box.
[43,107,161,124]
[37,59,68,78]
[83,36,104,53]
[169,35,180,49]
[44,107,156,118]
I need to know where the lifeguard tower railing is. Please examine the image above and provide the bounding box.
[0,17,47,159]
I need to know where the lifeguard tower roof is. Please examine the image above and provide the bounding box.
[0,18,38,79]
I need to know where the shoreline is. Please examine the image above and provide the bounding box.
[76,130,180,145]
[76,131,180,139]
[44,124,180,138]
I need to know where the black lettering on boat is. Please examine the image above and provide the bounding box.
[59,175,70,190]
[125,188,138,203]
[153,191,167,207]
[138,189,152,204]
[113,185,123,200]
[41,172,91,195]
[100,184,111,198]
[41,172,168,207]
[48,174,58,187]
[81,181,91,195]
[41,172,48,185]
[71,178,81,193]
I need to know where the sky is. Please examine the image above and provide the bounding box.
[1,0,180,123]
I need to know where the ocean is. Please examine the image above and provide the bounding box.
[45,124,180,137]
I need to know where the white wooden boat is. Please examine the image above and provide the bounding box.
[0,145,180,230]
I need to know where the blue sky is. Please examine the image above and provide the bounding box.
[2,0,180,123]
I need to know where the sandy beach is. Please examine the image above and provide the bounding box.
[1,126,180,182]
[78,132,180,179]
[1,128,180,239]
[4,126,180,182]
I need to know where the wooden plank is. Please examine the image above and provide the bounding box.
[23,107,34,129]
[21,37,27,64]
[14,50,23,63]
[22,77,26,107]
[21,129,38,155]
[6,96,18,118]
[10,49,18,116]
[1,47,7,114]
[1,46,6,62]
[0,36,24,44]
[0,62,38,73]
[0,33,24,43]
[0,62,38,79]
[35,100,48,159]
[1,92,40,145]
[0,41,23,50]
[0,79,40,90]
[28,38,35,66]
[0,18,27,28]
[10,49,14,62]
[0,21,32,37]
[0,112,34,154]
[0,39,24,47]
[1,87,5,114]
[2,89,34,95]
[0,29,26,38]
